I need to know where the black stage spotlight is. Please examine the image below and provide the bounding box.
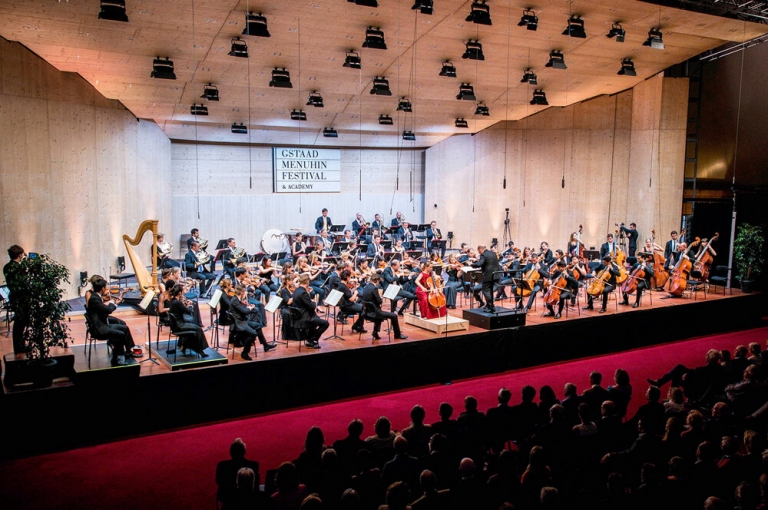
[269,68,292,88]
[150,57,176,80]
[455,118,469,128]
[231,123,248,134]
[323,127,339,138]
[617,58,637,76]
[439,61,457,77]
[466,1,492,25]
[379,114,393,125]
[290,110,307,121]
[242,13,270,37]
[643,28,664,49]
[99,0,129,22]
[530,89,548,105]
[370,77,392,96]
[201,84,219,101]
[518,9,538,31]
[462,40,484,61]
[307,91,324,107]
[607,22,625,42]
[228,37,249,58]
[412,0,433,15]
[521,69,537,85]
[397,98,413,112]
[363,27,387,50]
[562,15,586,38]
[191,104,208,115]
[343,50,362,69]
[475,102,490,116]
[545,50,567,70]
[403,130,416,141]
[350,0,378,6]
[456,83,476,101]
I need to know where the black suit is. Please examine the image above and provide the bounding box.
[184,250,215,295]
[87,293,135,358]
[587,262,620,311]
[292,286,329,344]
[361,282,403,337]
[600,241,618,260]
[426,228,445,258]
[352,219,365,233]
[620,226,639,256]
[367,242,384,259]
[3,260,27,354]
[664,239,679,260]
[315,215,332,233]
[229,296,268,355]
[381,267,415,313]
[216,457,260,505]
[472,249,500,311]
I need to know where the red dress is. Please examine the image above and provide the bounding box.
[415,272,447,319]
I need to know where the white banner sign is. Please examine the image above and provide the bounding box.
[273,148,341,193]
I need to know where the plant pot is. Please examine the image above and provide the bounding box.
[739,279,754,293]
[27,358,58,388]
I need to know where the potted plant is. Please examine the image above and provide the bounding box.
[5,253,72,386]
[733,223,765,293]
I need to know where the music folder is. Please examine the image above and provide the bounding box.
[383,284,401,300]
[208,289,223,309]
[332,242,349,252]
[325,289,343,307]
[265,295,283,314]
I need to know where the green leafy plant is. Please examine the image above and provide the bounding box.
[733,223,765,281]
[7,254,72,359]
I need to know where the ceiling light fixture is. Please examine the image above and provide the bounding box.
[562,15,586,38]
[456,83,476,101]
[98,0,129,22]
[529,89,548,105]
[150,57,176,80]
[617,58,637,76]
[475,102,490,116]
[362,27,387,50]
[402,130,416,141]
[455,118,469,128]
[307,91,324,107]
[643,28,664,49]
[228,37,248,58]
[190,104,208,115]
[269,68,293,88]
[607,22,626,42]
[290,110,307,121]
[201,84,219,101]
[242,12,270,37]
[462,40,484,61]
[349,0,378,6]
[412,0,433,14]
[466,1,492,25]
[397,97,413,112]
[231,123,248,134]
[370,77,392,96]
[379,114,393,125]
[545,50,567,70]
[518,9,538,31]
[323,127,339,138]
[520,69,537,85]
[439,61,457,77]
[343,50,362,69]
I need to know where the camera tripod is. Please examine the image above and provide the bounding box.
[502,209,512,247]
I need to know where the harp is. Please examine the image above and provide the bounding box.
[122,220,159,295]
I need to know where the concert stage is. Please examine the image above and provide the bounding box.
[0,289,763,460]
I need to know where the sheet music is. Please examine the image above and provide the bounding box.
[325,289,344,307]
[383,284,401,300]
[208,289,223,308]
[461,266,480,272]
[138,290,155,310]
[265,295,283,314]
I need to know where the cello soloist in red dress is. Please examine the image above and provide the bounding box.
[415,264,447,319]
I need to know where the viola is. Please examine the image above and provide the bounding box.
[668,237,701,296]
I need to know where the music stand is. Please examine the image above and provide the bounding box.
[406,250,423,260]
[329,224,346,234]
[215,239,229,250]
[207,289,226,350]
[332,242,349,254]
[138,291,159,365]
[381,240,393,250]
[431,240,448,256]
[322,289,345,341]
[265,295,284,345]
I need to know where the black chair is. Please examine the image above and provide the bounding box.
[210,297,233,350]
[360,301,391,343]
[287,306,308,351]
[166,314,200,362]
[709,265,732,295]
[155,311,172,349]
[225,310,248,360]
[83,313,111,369]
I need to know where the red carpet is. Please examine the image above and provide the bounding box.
[1,325,766,510]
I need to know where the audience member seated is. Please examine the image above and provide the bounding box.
[272,462,310,510]
[216,438,261,507]
[607,368,633,419]
[582,371,610,423]
[221,467,259,510]
[456,396,486,465]
[382,436,421,497]
[365,417,397,469]
[294,426,327,494]
[401,405,433,460]
[410,469,450,510]
[485,388,514,454]
[647,349,726,405]
[333,419,370,477]
[510,385,539,446]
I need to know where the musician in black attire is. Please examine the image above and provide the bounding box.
[381,260,416,315]
[3,245,27,354]
[472,245,501,314]
[367,235,385,260]
[293,274,329,348]
[621,252,655,308]
[664,230,680,261]
[426,221,445,259]
[539,242,554,265]
[496,248,521,300]
[585,254,621,313]
[185,240,215,295]
[398,222,416,250]
[168,284,210,357]
[87,279,136,366]
[315,208,332,234]
[230,285,275,360]
[619,222,639,257]
[155,233,180,269]
[188,228,212,273]
[221,238,245,280]
[371,214,383,235]
[361,273,407,340]
[277,276,298,341]
[514,253,549,313]
[338,270,367,333]
[599,234,618,260]
[544,260,581,319]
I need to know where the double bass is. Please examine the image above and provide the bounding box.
[612,227,629,284]
[667,238,701,296]
[651,228,671,289]
[693,233,719,282]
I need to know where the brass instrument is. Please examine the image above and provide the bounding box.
[196,250,212,265]
[157,240,173,258]
[193,236,209,251]
[229,246,246,265]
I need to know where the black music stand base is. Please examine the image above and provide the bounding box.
[322,305,345,342]
[139,312,160,365]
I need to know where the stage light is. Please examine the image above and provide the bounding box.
[290,110,307,121]
[412,0,433,15]
[379,114,393,125]
[269,68,292,88]
[518,9,538,31]
[455,118,468,128]
[349,0,378,6]
[403,131,416,141]
[456,83,476,101]
[343,50,362,69]
[242,12,270,37]
[562,15,586,38]
[231,123,247,134]
[190,104,208,115]
[201,84,219,101]
[643,28,664,49]
[150,57,176,80]
[370,77,392,96]
[617,58,637,76]
[228,37,248,58]
[545,50,567,70]
[439,61,457,77]
[98,0,128,22]
[466,1,492,25]
[529,89,548,105]
[607,22,625,42]
[397,98,413,112]
[323,127,339,138]
[475,102,490,116]
[307,91,324,107]
[363,27,387,50]
[462,40,484,61]
[521,69,537,85]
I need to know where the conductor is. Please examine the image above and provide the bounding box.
[472,245,501,314]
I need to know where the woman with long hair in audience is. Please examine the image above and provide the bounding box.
[294,426,326,494]
[607,368,633,419]
[520,445,553,507]
[272,462,309,510]
[537,385,560,428]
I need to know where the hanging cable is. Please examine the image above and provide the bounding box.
[246,5,252,189]
[503,0,512,190]
[192,0,200,219]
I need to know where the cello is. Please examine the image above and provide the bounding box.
[427,271,447,317]
[612,227,629,284]
[651,229,671,289]
[667,237,701,296]
[544,261,575,307]
[587,262,614,296]
[693,233,719,282]
[515,257,540,298]
[620,256,647,295]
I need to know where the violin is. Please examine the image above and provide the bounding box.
[427,271,447,312]
[667,237,701,296]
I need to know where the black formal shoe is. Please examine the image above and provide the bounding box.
[264,343,276,352]
[632,303,640,308]
[123,352,136,359]
[543,312,554,317]
[554,313,562,319]
[372,332,381,340]
[241,352,252,361]
[199,350,210,358]
[305,341,321,349]
[647,378,661,386]
[583,306,594,310]
[487,307,496,314]
[620,300,630,306]
[599,308,607,313]
[397,309,405,316]
[352,327,368,334]
[395,334,408,340]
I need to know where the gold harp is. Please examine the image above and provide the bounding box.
[122,220,159,295]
